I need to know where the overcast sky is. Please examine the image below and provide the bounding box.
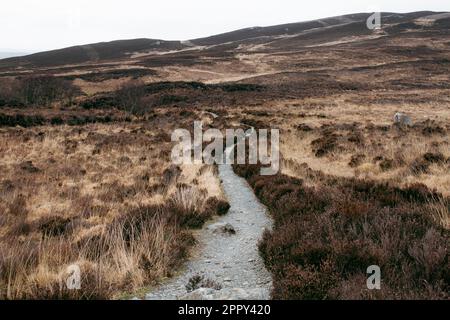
[1,0,448,52]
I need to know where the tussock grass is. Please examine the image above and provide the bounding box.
[230,96,449,300]
[0,120,228,299]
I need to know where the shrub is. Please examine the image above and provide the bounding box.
[16,75,79,106]
[0,114,45,127]
[0,78,24,107]
[161,165,182,187]
[204,197,230,216]
[423,152,445,164]
[296,123,313,132]
[169,194,209,230]
[80,96,115,110]
[379,158,394,171]
[20,160,40,173]
[410,158,430,174]
[311,131,339,157]
[37,216,72,237]
[422,125,446,136]
[349,154,365,168]
[158,94,188,105]
[347,132,364,145]
[216,83,264,92]
[114,80,147,115]
[234,163,449,299]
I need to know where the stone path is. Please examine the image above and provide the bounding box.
[145,147,273,300]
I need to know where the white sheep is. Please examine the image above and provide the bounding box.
[393,112,412,126]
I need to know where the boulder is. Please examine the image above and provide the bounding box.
[208,222,236,235]
[179,287,269,300]
[179,288,217,300]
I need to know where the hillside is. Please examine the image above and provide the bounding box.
[0,39,186,68]
[0,11,448,300]
[1,11,449,70]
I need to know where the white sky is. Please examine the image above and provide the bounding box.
[0,0,448,52]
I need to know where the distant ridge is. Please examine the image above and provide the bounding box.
[0,52,29,59]
[1,11,448,69]
[1,39,185,68]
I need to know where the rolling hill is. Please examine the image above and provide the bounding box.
[1,11,449,70]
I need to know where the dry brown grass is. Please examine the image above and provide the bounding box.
[220,100,448,197]
[229,98,450,196]
[1,16,448,300]
[229,93,449,300]
[0,118,226,299]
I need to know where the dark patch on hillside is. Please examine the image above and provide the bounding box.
[61,68,157,82]
[0,39,186,68]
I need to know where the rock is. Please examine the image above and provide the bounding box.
[179,287,269,300]
[179,288,217,300]
[393,112,412,126]
[214,288,269,300]
[208,222,236,235]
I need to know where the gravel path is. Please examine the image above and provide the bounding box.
[145,154,273,300]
